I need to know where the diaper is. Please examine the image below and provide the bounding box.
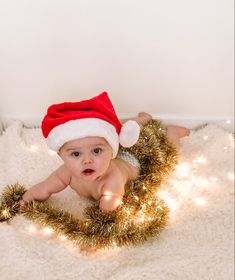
[117,150,140,168]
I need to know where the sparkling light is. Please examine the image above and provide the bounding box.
[28,225,37,234]
[59,235,67,241]
[195,197,207,206]
[1,209,10,218]
[229,134,234,142]
[193,156,207,164]
[209,177,218,182]
[228,172,234,181]
[158,190,179,210]
[29,145,38,152]
[175,162,190,178]
[42,227,54,235]
[103,195,112,201]
[191,176,209,188]
[136,215,145,223]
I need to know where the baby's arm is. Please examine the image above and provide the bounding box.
[21,165,71,204]
[99,159,139,212]
[99,180,124,212]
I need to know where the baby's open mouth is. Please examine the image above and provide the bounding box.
[82,169,95,176]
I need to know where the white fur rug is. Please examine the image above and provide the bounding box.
[0,121,234,280]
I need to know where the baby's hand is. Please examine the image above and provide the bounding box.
[18,198,28,212]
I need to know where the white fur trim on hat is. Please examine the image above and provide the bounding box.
[46,118,119,158]
[119,120,140,147]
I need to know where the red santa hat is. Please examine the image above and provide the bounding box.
[41,92,140,158]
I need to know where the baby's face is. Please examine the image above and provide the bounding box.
[58,136,113,181]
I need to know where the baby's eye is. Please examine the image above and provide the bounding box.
[93,148,103,154]
[71,151,80,157]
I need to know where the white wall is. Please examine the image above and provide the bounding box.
[0,0,234,130]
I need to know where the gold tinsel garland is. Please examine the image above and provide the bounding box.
[0,120,178,249]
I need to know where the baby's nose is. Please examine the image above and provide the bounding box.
[83,155,93,164]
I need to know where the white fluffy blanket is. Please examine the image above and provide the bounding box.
[0,121,234,280]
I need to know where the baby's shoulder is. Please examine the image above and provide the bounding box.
[100,161,125,195]
[55,164,71,186]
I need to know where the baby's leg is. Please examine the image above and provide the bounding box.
[166,125,190,149]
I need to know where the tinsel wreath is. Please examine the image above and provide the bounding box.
[0,120,178,249]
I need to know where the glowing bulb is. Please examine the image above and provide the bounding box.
[1,209,10,218]
[29,145,38,152]
[28,225,37,233]
[166,197,179,210]
[209,177,218,182]
[226,120,231,124]
[194,156,207,164]
[159,190,179,210]
[229,135,234,142]
[136,215,145,223]
[103,195,112,201]
[223,146,228,150]
[175,162,190,178]
[195,197,207,206]
[59,235,67,241]
[42,227,54,235]
[157,205,163,210]
[228,172,234,181]
[203,135,208,140]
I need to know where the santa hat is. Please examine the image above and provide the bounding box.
[41,92,140,158]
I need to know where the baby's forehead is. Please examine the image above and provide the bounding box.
[63,136,109,149]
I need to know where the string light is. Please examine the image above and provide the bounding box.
[59,235,67,241]
[195,197,207,206]
[1,209,10,219]
[193,156,207,164]
[175,162,190,178]
[228,172,234,181]
[42,227,54,235]
[27,224,37,234]
[209,177,218,182]
[229,134,234,143]
[29,145,38,152]
[136,214,145,223]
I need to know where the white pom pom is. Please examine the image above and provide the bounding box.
[119,120,140,147]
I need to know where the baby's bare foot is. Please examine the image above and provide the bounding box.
[166,125,190,148]
[137,112,152,125]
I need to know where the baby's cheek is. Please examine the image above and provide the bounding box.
[67,162,82,175]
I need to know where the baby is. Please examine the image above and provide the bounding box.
[20,92,189,213]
